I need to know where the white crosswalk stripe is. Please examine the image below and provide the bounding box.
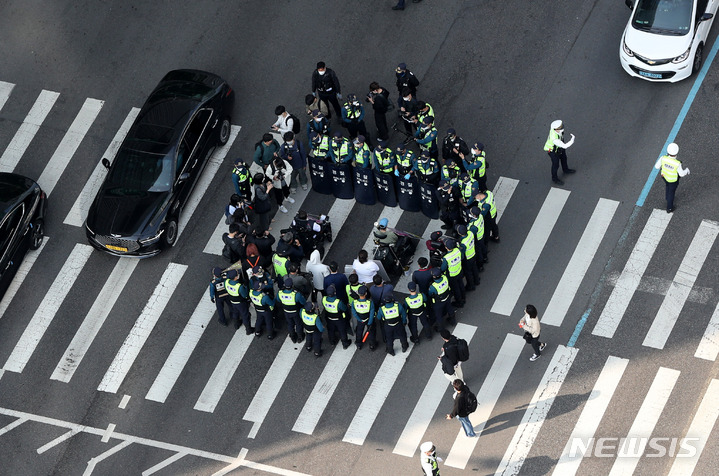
[0,81,15,112]
[0,237,49,320]
[695,299,719,361]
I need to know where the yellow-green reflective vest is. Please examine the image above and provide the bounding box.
[346,284,363,306]
[461,180,475,201]
[544,128,560,152]
[332,141,350,162]
[660,155,681,182]
[382,303,401,325]
[344,104,361,119]
[301,310,318,332]
[278,289,300,311]
[444,248,462,277]
[354,143,371,167]
[470,214,484,240]
[225,280,241,303]
[250,290,271,311]
[322,296,341,319]
[353,299,371,321]
[484,191,497,218]
[431,276,450,299]
[314,136,330,156]
[471,152,486,178]
[460,231,476,260]
[376,150,393,172]
[405,294,426,315]
[273,254,289,277]
[232,165,249,182]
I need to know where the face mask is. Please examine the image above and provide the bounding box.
[403,96,410,101]
[288,141,294,146]
[471,149,479,155]
[318,70,325,75]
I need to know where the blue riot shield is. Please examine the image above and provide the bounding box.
[353,167,376,205]
[331,163,354,199]
[309,157,332,195]
[396,175,421,212]
[419,182,439,219]
[374,171,397,207]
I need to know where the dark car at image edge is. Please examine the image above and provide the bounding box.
[85,69,234,257]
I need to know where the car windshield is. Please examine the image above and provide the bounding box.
[104,148,173,195]
[632,0,693,35]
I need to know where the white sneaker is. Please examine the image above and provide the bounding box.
[302,184,308,191]
[290,188,297,193]
[286,197,295,204]
[279,205,288,213]
[530,354,540,362]
[539,342,547,351]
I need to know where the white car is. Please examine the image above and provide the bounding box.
[620,0,718,82]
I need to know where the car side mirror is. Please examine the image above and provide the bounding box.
[625,0,633,9]
[179,172,190,182]
[101,158,111,170]
[701,12,713,22]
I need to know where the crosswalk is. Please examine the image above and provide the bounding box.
[1,80,719,474]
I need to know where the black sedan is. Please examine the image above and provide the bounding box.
[0,173,47,299]
[85,69,234,257]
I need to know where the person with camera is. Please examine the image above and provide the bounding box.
[366,82,390,142]
[265,156,294,214]
[252,172,273,232]
[398,87,420,142]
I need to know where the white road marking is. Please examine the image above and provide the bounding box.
[604,272,714,304]
[322,198,355,258]
[444,333,525,469]
[492,176,519,223]
[494,345,578,476]
[0,236,49,320]
[668,379,719,475]
[0,89,60,173]
[36,428,80,454]
[100,423,116,443]
[392,323,477,457]
[543,198,619,326]
[83,440,132,476]
[553,356,629,475]
[593,209,672,338]
[38,97,104,196]
[141,452,187,476]
[118,395,131,409]
[145,298,215,403]
[292,345,356,435]
[204,215,231,255]
[0,81,14,111]
[177,125,240,240]
[608,367,679,475]
[51,258,138,382]
[3,243,93,373]
[97,263,187,394]
[0,417,27,437]
[194,331,254,413]
[491,187,570,316]
[64,107,140,227]
[695,299,719,361]
[643,219,719,349]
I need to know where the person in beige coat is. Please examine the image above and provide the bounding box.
[519,304,547,361]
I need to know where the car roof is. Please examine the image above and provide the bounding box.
[0,173,38,215]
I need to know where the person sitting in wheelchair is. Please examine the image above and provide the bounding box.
[373,217,398,246]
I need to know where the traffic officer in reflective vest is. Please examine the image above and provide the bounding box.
[415,150,440,186]
[352,135,372,169]
[544,119,576,185]
[329,131,354,164]
[458,173,479,209]
[322,285,352,349]
[249,266,275,299]
[464,142,487,192]
[250,280,276,339]
[654,142,690,213]
[416,101,435,126]
[441,238,466,308]
[210,267,230,326]
[415,115,438,159]
[456,225,480,291]
[224,269,253,334]
[428,268,456,330]
[301,302,325,357]
[272,248,290,279]
[467,206,487,267]
[419,441,441,476]
[476,190,499,242]
[440,159,461,189]
[309,130,331,161]
[341,93,370,142]
[373,140,395,173]
[394,143,416,178]
[346,273,363,307]
[351,285,377,350]
[276,278,306,343]
[404,281,432,343]
[231,159,251,201]
[376,293,409,356]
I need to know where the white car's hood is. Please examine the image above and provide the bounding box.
[624,25,693,60]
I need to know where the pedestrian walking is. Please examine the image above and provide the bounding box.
[419,441,442,476]
[311,61,342,120]
[543,119,576,185]
[367,82,391,141]
[519,304,548,361]
[279,131,309,192]
[445,379,477,437]
[439,329,464,382]
[301,302,325,357]
[654,142,690,213]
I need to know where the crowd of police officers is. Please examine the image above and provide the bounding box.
[209,62,500,358]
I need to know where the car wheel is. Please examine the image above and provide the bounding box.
[30,220,44,250]
[162,218,178,248]
[693,43,704,74]
[219,117,231,145]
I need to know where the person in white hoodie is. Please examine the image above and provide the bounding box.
[305,249,330,303]
[519,304,547,361]
[265,156,294,213]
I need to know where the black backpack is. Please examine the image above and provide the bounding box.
[466,390,478,413]
[289,113,301,135]
[456,338,470,362]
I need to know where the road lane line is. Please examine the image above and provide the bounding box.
[243,336,302,438]
[0,89,60,173]
[668,379,719,475]
[0,417,27,437]
[495,345,578,476]
[492,176,519,223]
[491,187,570,316]
[643,219,719,349]
[695,299,719,361]
[194,331,254,413]
[292,345,356,435]
[3,243,93,373]
[553,356,629,475]
[0,237,49,320]
[36,428,80,454]
[608,367,680,475]
[100,423,116,443]
[444,333,524,469]
[392,323,477,457]
[543,198,619,326]
[141,452,187,476]
[83,440,132,476]
[51,258,138,383]
[592,209,672,338]
[97,263,187,394]
[64,107,140,227]
[38,97,104,196]
[0,81,14,111]
[118,395,131,409]
[145,298,214,403]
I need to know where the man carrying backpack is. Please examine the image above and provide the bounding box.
[439,329,469,383]
[445,379,477,437]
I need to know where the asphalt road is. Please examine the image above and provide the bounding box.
[1,1,718,475]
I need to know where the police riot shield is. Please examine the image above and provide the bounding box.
[353,167,376,205]
[309,157,332,195]
[419,182,440,219]
[396,175,421,212]
[331,163,354,199]
[374,171,397,207]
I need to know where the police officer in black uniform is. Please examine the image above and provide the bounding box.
[441,129,470,170]
[437,180,462,230]
[276,278,307,343]
[209,267,230,326]
[311,62,342,119]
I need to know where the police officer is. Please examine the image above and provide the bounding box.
[416,101,435,127]
[427,231,448,269]
[415,115,438,160]
[415,150,440,186]
[341,93,370,142]
[376,293,409,356]
[307,109,330,144]
[467,206,487,267]
[309,130,331,161]
[398,88,420,140]
[311,62,342,120]
[353,135,372,169]
[544,119,576,185]
[329,131,354,164]
[442,129,470,168]
[351,285,377,350]
[395,63,420,98]
[456,225,480,292]
[404,281,431,343]
[373,140,395,174]
[224,269,253,333]
[441,238,466,307]
[458,173,479,209]
[276,278,306,343]
[394,143,416,177]
[464,142,488,192]
[476,190,500,243]
[210,267,230,326]
[322,285,352,349]
[272,248,290,279]
[301,302,325,357]
[440,159,462,189]
[437,180,461,230]
[250,280,276,339]
[231,159,251,201]
[428,268,456,330]
[346,273,363,307]
[249,265,275,299]
[654,142,690,213]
